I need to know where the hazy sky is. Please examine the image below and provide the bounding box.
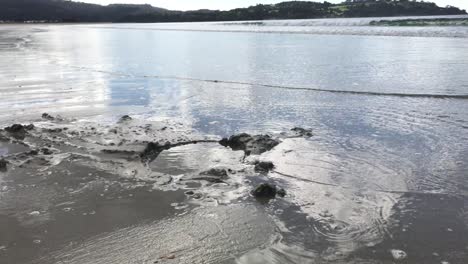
[76,0,468,11]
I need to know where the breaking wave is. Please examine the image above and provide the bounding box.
[95,15,468,38]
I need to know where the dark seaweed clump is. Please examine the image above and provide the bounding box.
[4,124,34,139]
[291,127,313,137]
[42,113,55,120]
[252,183,286,199]
[139,142,171,163]
[118,115,133,123]
[0,159,8,172]
[219,133,280,156]
[254,161,275,173]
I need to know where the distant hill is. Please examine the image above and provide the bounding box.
[0,0,167,22]
[0,0,466,23]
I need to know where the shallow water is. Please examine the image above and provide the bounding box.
[0,18,468,263]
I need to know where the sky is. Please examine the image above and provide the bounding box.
[75,0,468,11]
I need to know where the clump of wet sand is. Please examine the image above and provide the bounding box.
[0,114,317,263]
[0,114,313,203]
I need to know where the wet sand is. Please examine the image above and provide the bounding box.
[0,115,306,263]
[0,115,466,263]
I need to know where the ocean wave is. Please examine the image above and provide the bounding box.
[93,15,468,38]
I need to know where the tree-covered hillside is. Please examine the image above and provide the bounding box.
[0,0,466,23]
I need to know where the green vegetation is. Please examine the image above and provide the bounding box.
[341,0,465,17]
[370,18,468,26]
[0,0,466,23]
